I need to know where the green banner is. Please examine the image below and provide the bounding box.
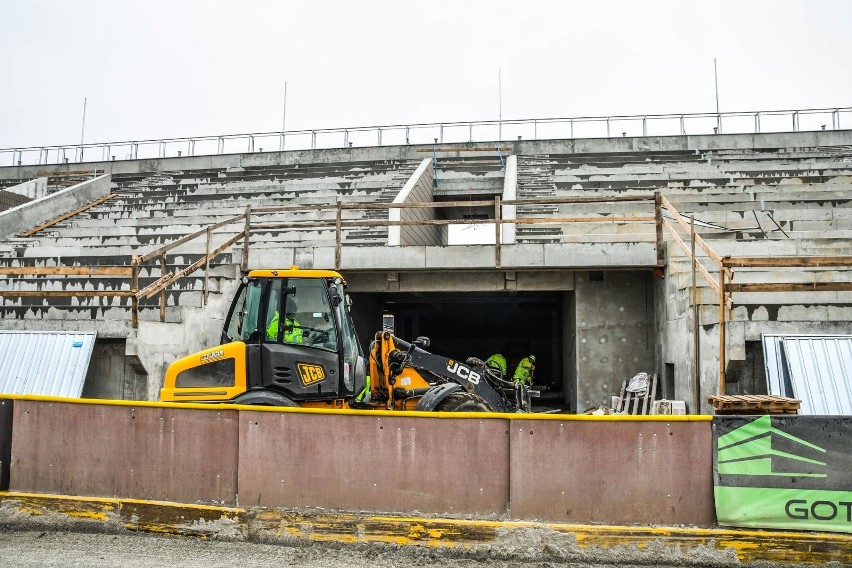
[714,415,852,534]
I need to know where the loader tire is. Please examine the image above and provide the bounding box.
[434,392,491,412]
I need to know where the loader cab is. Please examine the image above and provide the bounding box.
[222,269,366,401]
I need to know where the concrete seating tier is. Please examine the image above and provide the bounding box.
[0,158,426,336]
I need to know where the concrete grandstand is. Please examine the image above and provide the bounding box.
[1,109,851,413]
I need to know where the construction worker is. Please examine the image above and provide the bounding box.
[512,355,536,385]
[265,312,303,344]
[485,353,508,380]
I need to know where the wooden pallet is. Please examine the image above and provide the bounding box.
[708,394,800,415]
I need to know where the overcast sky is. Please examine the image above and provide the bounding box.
[1,0,850,149]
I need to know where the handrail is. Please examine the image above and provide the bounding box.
[2,106,848,167]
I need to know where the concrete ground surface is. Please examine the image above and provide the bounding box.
[0,528,778,568]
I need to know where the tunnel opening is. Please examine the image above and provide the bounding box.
[350,290,571,411]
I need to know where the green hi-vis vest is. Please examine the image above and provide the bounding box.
[513,356,535,385]
[266,313,303,343]
[485,353,508,376]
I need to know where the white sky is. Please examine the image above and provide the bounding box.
[1,0,850,149]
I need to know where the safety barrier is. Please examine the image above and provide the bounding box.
[1,106,849,167]
[0,396,715,526]
[0,194,663,327]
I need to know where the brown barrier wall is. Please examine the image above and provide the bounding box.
[509,419,715,525]
[0,400,11,490]
[237,411,511,515]
[4,399,716,526]
[9,400,240,505]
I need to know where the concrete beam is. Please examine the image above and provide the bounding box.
[389,158,437,247]
[5,177,47,200]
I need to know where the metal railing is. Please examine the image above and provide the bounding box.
[0,195,663,326]
[662,196,852,402]
[1,106,849,168]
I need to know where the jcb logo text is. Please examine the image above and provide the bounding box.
[297,363,326,386]
[447,360,480,385]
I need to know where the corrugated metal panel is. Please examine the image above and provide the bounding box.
[762,334,852,416]
[0,331,96,397]
[762,334,794,397]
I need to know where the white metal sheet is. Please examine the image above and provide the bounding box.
[763,334,852,416]
[0,331,96,397]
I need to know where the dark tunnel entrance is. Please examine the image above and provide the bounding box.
[349,291,571,410]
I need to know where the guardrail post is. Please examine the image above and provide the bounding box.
[716,114,722,135]
[533,119,538,139]
[311,131,316,149]
[377,128,382,146]
[792,111,799,132]
[343,130,349,148]
[494,196,502,268]
[469,123,473,142]
[405,126,410,144]
[569,118,574,139]
[248,135,255,153]
[691,212,700,415]
[190,139,195,156]
[754,112,761,133]
[241,206,251,273]
[606,117,611,137]
[131,256,140,329]
[655,192,664,268]
[680,115,685,135]
[335,203,343,270]
[204,227,212,305]
[718,269,727,398]
[642,116,647,137]
[439,124,443,144]
[833,108,840,130]
[159,254,167,322]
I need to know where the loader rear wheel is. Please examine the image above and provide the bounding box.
[232,390,300,407]
[434,392,491,412]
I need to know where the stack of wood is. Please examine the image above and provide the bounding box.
[708,395,800,415]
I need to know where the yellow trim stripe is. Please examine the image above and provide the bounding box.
[1,492,849,564]
[248,269,344,280]
[0,394,712,421]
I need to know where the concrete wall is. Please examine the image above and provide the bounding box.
[502,155,517,244]
[389,158,439,246]
[0,174,110,239]
[5,398,715,526]
[574,271,656,413]
[129,270,241,400]
[5,177,47,200]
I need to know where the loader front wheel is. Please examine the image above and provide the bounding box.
[434,392,490,412]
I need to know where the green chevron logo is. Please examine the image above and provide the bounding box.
[717,415,827,477]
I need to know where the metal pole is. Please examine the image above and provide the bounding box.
[280,81,287,151]
[718,269,726,398]
[498,68,502,141]
[79,97,87,162]
[159,254,167,322]
[714,58,721,134]
[204,227,211,305]
[335,203,343,270]
[494,196,502,268]
[241,206,251,273]
[131,256,140,329]
[692,213,700,414]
